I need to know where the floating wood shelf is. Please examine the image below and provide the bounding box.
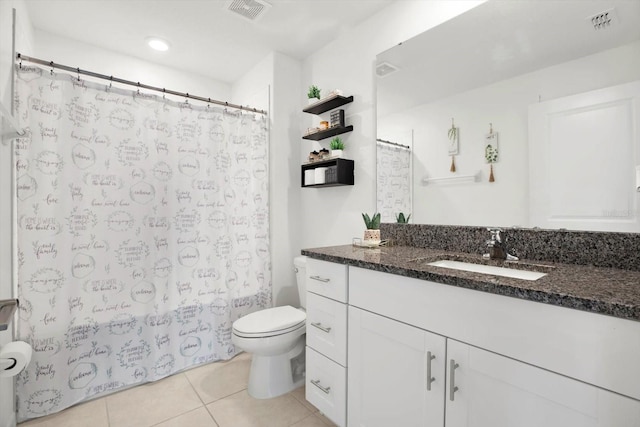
[303,125,353,141]
[301,158,354,188]
[303,95,354,115]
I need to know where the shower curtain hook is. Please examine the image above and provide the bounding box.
[185,93,189,104]
[76,67,80,82]
[49,61,54,75]
[162,88,166,99]
[137,82,141,95]
[207,98,211,109]
[17,53,22,69]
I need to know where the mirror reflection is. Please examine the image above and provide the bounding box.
[376,0,640,232]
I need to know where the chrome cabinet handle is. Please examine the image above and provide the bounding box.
[311,379,331,394]
[311,322,332,333]
[426,351,436,391]
[309,275,330,283]
[449,359,459,401]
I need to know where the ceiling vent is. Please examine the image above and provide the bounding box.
[376,62,399,78]
[588,8,617,30]
[225,0,271,22]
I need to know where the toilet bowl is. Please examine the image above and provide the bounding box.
[232,256,307,399]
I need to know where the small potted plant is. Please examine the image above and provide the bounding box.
[361,212,381,243]
[330,137,344,158]
[395,212,411,224]
[307,85,321,105]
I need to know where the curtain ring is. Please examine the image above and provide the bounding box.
[162,88,166,99]
[17,53,22,69]
[49,61,54,75]
[76,67,80,82]
[137,82,140,95]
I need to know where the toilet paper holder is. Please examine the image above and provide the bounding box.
[0,298,19,332]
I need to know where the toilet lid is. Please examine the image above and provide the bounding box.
[233,305,306,337]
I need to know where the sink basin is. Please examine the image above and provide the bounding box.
[427,260,547,281]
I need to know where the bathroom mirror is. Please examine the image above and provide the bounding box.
[376,0,640,232]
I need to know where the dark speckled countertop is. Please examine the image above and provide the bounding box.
[301,245,640,322]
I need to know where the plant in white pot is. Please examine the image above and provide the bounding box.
[330,137,344,158]
[307,85,321,105]
[361,212,381,243]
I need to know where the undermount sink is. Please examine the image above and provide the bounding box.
[427,260,548,281]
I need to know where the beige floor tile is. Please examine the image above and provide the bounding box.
[18,398,108,427]
[107,373,203,427]
[184,353,251,404]
[207,390,312,427]
[290,414,329,427]
[315,412,338,426]
[289,385,318,413]
[152,407,218,427]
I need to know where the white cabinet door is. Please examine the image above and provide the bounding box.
[348,307,446,427]
[445,339,640,427]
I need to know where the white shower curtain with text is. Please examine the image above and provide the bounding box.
[376,141,412,223]
[14,65,270,421]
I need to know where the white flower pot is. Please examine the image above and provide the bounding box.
[331,149,343,158]
[308,98,319,105]
[363,229,380,242]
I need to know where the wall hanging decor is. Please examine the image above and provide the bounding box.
[484,123,499,182]
[447,118,459,172]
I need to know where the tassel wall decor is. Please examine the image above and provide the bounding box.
[447,118,459,172]
[484,123,498,183]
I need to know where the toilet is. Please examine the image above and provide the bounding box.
[232,256,307,399]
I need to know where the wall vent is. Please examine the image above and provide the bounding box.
[225,0,271,22]
[588,8,616,30]
[376,62,399,78]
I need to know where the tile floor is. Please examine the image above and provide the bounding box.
[18,353,336,427]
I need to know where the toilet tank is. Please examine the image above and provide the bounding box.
[294,256,307,309]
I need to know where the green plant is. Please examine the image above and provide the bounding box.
[395,212,411,224]
[330,137,344,150]
[361,212,381,230]
[307,85,321,100]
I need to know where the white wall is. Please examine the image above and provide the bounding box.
[379,39,640,228]
[232,52,303,307]
[33,30,231,102]
[299,1,484,248]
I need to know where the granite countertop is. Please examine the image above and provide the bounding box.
[301,245,640,322]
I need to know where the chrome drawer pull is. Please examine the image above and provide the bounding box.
[426,351,436,391]
[311,322,332,333]
[310,275,330,283]
[449,359,459,401]
[311,379,331,394]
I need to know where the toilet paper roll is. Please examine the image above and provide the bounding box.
[304,169,315,186]
[0,341,32,378]
[636,165,640,192]
[314,167,327,185]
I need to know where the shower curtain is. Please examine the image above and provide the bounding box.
[376,140,412,223]
[13,65,271,421]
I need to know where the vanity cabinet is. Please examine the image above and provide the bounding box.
[445,339,640,427]
[345,265,640,427]
[348,307,446,426]
[305,258,348,427]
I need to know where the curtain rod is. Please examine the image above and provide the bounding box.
[376,138,410,150]
[16,53,267,115]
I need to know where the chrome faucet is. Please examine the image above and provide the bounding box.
[484,228,518,261]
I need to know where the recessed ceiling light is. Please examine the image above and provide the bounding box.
[146,37,170,52]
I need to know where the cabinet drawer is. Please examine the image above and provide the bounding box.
[306,258,348,303]
[306,346,347,427]
[306,292,347,366]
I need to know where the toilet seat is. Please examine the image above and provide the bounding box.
[233,305,306,338]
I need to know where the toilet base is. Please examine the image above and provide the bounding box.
[247,338,306,399]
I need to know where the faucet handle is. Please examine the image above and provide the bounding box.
[487,227,503,243]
